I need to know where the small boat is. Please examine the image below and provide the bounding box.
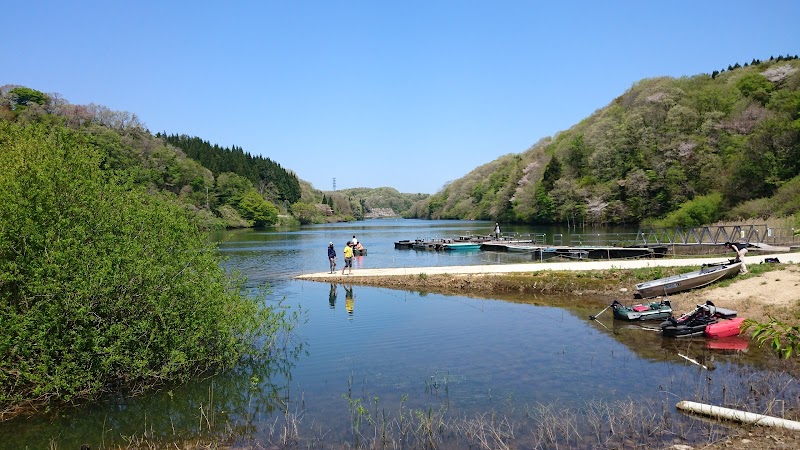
[705,317,745,339]
[442,242,481,251]
[634,260,742,299]
[353,248,367,256]
[660,301,738,338]
[611,299,673,321]
[413,241,438,250]
[394,240,415,249]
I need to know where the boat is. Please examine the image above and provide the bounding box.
[705,317,745,339]
[394,239,415,249]
[442,242,481,251]
[634,260,742,299]
[660,301,738,338]
[353,248,367,256]
[611,299,673,321]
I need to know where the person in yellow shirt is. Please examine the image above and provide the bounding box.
[342,242,354,275]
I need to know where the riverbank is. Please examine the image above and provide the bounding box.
[298,252,800,322]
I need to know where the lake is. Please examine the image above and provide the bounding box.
[1,219,794,449]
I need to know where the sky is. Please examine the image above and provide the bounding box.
[4,1,798,194]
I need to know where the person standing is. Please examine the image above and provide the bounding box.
[351,235,358,247]
[725,242,749,274]
[342,242,354,275]
[327,242,337,273]
[494,223,501,239]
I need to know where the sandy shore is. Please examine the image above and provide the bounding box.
[297,252,800,279]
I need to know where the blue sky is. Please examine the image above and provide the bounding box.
[5,1,798,194]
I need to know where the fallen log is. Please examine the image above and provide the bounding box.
[676,400,800,431]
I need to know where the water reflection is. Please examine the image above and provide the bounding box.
[328,282,337,309]
[0,333,305,449]
[344,284,355,318]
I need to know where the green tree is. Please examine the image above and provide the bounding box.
[565,135,589,177]
[736,73,773,98]
[290,202,322,224]
[239,190,279,227]
[215,172,253,206]
[8,87,48,107]
[655,193,723,227]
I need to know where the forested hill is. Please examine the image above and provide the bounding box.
[407,56,800,228]
[0,85,294,229]
[1,84,425,228]
[159,133,301,205]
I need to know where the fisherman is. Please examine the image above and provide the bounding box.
[725,242,749,274]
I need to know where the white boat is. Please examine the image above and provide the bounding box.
[634,260,742,298]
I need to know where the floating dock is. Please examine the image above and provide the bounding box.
[395,238,668,260]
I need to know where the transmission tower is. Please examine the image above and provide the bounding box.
[332,177,337,191]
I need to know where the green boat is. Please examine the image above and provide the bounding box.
[611,299,673,321]
[442,242,481,251]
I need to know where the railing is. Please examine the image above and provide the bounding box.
[638,225,798,246]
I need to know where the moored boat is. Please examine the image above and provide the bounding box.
[635,260,742,299]
[611,299,673,321]
[705,317,745,339]
[660,301,738,338]
[442,242,481,251]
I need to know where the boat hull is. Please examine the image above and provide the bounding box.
[442,243,481,251]
[635,261,742,299]
[660,301,739,338]
[612,301,673,321]
[705,317,745,339]
[662,324,709,338]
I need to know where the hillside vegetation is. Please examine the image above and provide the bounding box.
[0,85,295,229]
[408,56,800,228]
[0,85,426,228]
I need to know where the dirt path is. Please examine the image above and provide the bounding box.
[665,264,800,323]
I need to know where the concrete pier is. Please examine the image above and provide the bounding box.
[296,252,799,280]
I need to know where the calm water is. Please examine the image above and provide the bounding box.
[1,220,794,448]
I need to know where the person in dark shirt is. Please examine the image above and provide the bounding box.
[327,242,337,273]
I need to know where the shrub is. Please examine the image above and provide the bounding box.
[0,122,286,410]
[653,193,724,228]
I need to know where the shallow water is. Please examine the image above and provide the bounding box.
[1,220,794,448]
